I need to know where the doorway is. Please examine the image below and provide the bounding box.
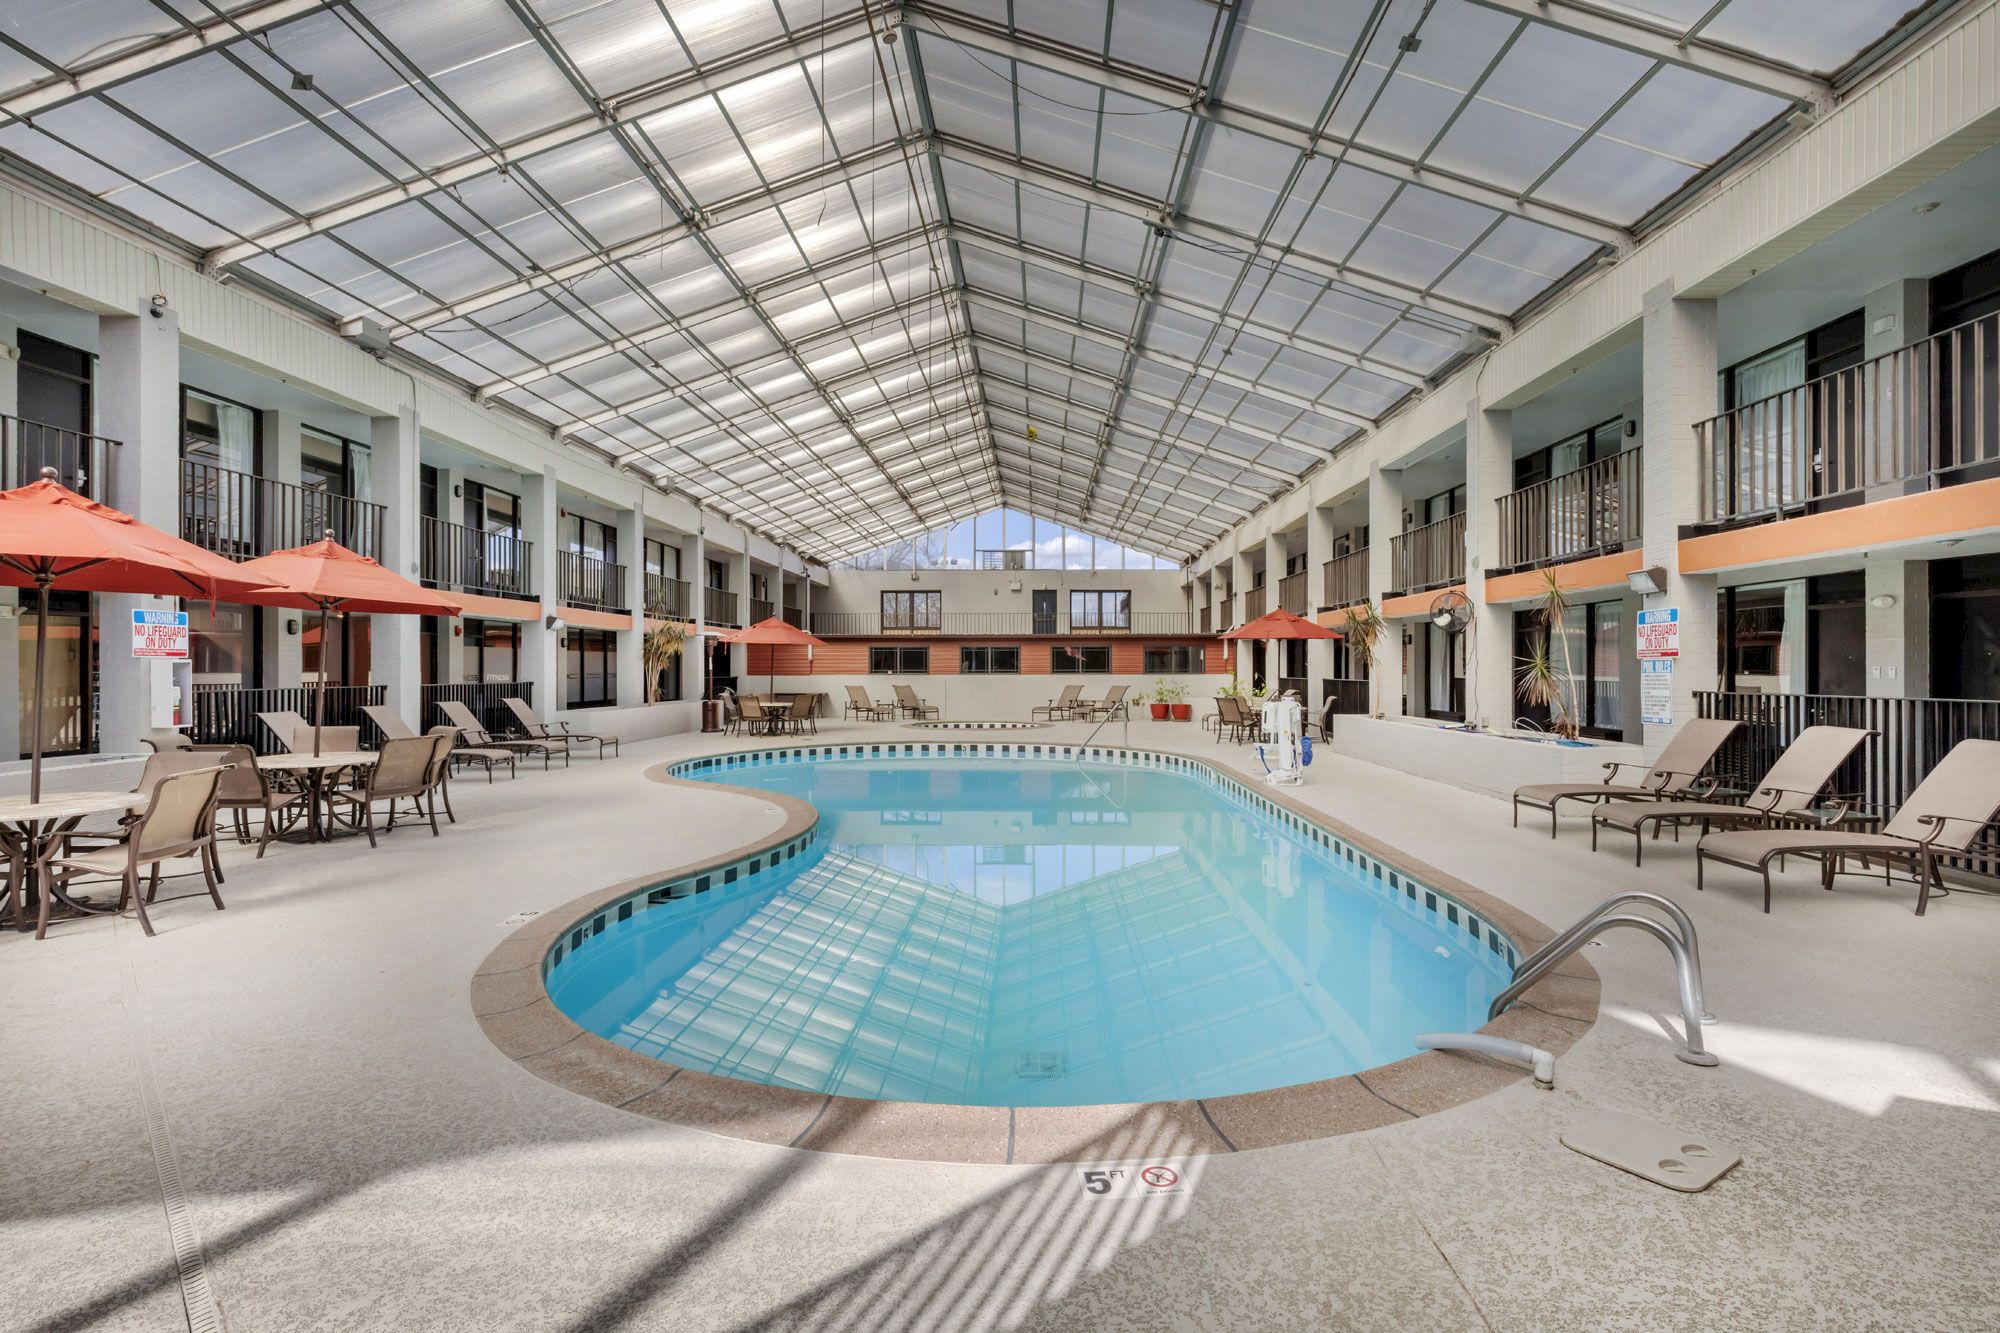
[1032,588,1057,635]
[18,593,93,757]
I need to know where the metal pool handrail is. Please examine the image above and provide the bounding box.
[1490,892,1717,1067]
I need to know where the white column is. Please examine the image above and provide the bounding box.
[257,409,305,689]
[97,305,182,750]
[729,548,749,683]
[0,316,18,758]
[1263,531,1286,692]
[1640,281,1720,747]
[1230,543,1252,686]
[521,465,560,721]
[1366,465,1403,717]
[1862,279,1933,697]
[369,406,422,725]
[1305,503,1338,711]
[617,500,644,708]
[1464,399,1514,729]
[688,530,708,701]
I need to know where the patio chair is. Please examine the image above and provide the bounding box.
[41,765,227,938]
[366,703,509,786]
[1695,738,2000,915]
[141,730,192,752]
[737,695,773,736]
[326,734,451,848]
[437,700,566,770]
[503,696,619,759]
[1032,684,1084,722]
[256,710,313,752]
[844,685,894,721]
[292,724,360,754]
[787,693,819,735]
[1080,684,1129,722]
[1510,718,1743,839]
[1591,726,1873,865]
[894,685,939,720]
[205,742,307,858]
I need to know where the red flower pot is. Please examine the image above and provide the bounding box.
[1149,703,1170,720]
[1170,703,1192,721]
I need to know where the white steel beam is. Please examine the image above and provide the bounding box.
[0,0,333,123]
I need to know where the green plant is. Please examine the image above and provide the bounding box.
[1153,678,1188,705]
[1129,687,1152,707]
[1215,679,1245,699]
[1519,569,1580,739]
[1250,679,1270,701]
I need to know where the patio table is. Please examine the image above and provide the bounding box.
[257,752,378,843]
[0,790,144,932]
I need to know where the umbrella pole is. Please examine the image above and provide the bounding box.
[29,573,51,804]
[313,604,329,758]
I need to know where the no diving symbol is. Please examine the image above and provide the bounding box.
[1140,1165,1179,1189]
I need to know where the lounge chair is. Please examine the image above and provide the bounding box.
[1033,684,1084,721]
[894,685,939,720]
[326,734,452,848]
[844,685,894,721]
[1511,718,1743,838]
[1591,726,1873,865]
[1080,684,1129,722]
[504,696,619,759]
[437,700,566,770]
[256,710,313,752]
[369,705,519,784]
[41,765,227,938]
[1696,739,2000,915]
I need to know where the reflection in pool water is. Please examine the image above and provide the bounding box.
[548,757,1511,1107]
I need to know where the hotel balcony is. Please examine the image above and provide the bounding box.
[1693,311,1999,527]
[419,517,534,600]
[181,458,385,562]
[3,415,117,497]
[1277,570,1308,615]
[749,596,775,624]
[644,573,690,619]
[705,585,739,627]
[1322,548,1368,609]
[557,551,626,614]
[1494,448,1642,574]
[1242,585,1266,619]
[806,610,1204,637]
[1387,512,1466,596]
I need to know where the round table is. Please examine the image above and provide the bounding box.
[0,790,145,934]
[256,752,378,843]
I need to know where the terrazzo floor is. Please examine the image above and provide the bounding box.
[3,717,1996,1332]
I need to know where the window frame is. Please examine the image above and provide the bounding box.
[869,645,930,674]
[1142,644,1205,673]
[880,589,942,632]
[960,645,1020,674]
[1050,644,1112,674]
[1068,589,1131,630]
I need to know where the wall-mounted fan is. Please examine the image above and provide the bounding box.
[1429,589,1472,633]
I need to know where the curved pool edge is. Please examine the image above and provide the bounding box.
[471,746,1600,1165]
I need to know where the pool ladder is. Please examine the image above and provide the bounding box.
[1491,891,1717,1067]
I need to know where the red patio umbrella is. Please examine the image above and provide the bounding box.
[234,534,462,756]
[1219,608,1342,697]
[0,470,284,800]
[719,616,828,697]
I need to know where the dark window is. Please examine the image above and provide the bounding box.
[880,590,941,631]
[1421,485,1465,524]
[464,619,520,683]
[1932,246,2000,330]
[707,558,727,590]
[1933,555,2000,699]
[1514,602,1626,739]
[1051,645,1112,673]
[644,538,678,578]
[565,514,616,564]
[1807,573,1866,695]
[464,481,522,538]
[1512,417,1626,490]
[960,646,1019,673]
[1069,590,1130,629]
[1144,645,1205,673]
[564,628,617,708]
[869,645,929,674]
[16,331,93,485]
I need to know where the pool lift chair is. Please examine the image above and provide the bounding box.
[1255,691,1311,786]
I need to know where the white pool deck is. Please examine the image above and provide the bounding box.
[3,717,1996,1331]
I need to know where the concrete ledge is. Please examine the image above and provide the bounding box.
[1326,715,1642,801]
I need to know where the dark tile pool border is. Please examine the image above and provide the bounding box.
[472,743,1598,1164]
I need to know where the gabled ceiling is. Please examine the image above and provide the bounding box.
[0,0,1940,562]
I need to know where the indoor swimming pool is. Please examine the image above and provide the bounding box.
[546,748,1516,1108]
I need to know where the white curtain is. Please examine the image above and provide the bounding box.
[1728,341,1807,514]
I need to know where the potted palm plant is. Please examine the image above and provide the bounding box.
[1341,601,1386,718]
[1515,569,1580,739]
[642,610,688,704]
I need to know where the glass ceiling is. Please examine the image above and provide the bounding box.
[0,0,1929,561]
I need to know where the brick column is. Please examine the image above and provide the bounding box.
[97,304,182,749]
[1640,281,1720,747]
[1464,399,1514,729]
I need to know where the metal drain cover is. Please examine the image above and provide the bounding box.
[1016,1051,1066,1080]
[1562,1111,1741,1192]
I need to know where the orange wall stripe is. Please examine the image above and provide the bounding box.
[1381,585,1463,620]
[453,592,542,622]
[1679,477,2000,573]
[1484,550,1642,603]
[556,606,632,631]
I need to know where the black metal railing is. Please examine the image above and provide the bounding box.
[419,517,533,598]
[976,548,1029,570]
[1277,675,1309,701]
[645,573,690,618]
[1243,586,1266,619]
[1695,690,2000,881]
[188,683,385,755]
[1388,511,1466,594]
[181,458,385,561]
[558,551,626,612]
[420,681,532,739]
[1322,679,1371,715]
[1322,549,1368,608]
[705,585,739,626]
[805,610,1206,636]
[1277,571,1308,616]
[3,414,117,497]
[1696,310,2000,523]
[750,596,775,624]
[1496,448,1642,571]
[782,603,803,628]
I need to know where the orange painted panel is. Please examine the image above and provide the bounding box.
[454,592,541,622]
[1484,550,1642,603]
[1679,477,2000,573]
[557,605,632,631]
[1381,585,1463,620]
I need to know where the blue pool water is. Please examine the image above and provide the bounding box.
[547,754,1513,1107]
